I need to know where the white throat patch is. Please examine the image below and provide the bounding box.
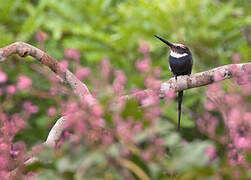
[170,50,188,58]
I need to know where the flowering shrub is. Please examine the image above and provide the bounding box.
[201,64,251,167]
[0,40,251,180]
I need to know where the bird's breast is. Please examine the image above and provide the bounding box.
[169,55,192,75]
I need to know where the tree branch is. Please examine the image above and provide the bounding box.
[122,63,251,100]
[0,42,97,168]
[44,116,67,148]
[0,42,97,105]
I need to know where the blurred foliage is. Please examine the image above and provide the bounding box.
[0,0,251,179]
[0,0,250,137]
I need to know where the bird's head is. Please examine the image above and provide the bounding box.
[155,35,191,58]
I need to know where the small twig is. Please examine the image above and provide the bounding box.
[44,116,67,148]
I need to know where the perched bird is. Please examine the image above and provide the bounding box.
[155,35,193,130]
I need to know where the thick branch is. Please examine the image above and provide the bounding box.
[22,116,67,167]
[160,63,251,95]
[122,63,251,100]
[0,42,96,105]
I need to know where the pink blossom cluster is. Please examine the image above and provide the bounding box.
[201,65,251,166]
[17,75,32,90]
[23,101,39,114]
[0,70,7,83]
[136,41,151,73]
[0,113,27,176]
[2,41,251,179]
[0,41,167,178]
[51,52,166,163]
[64,48,80,62]
[113,70,127,95]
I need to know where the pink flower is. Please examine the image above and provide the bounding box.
[50,87,57,96]
[35,30,49,43]
[10,141,26,159]
[0,71,7,83]
[205,146,217,161]
[0,113,8,121]
[17,75,32,90]
[62,101,79,116]
[139,41,150,55]
[242,84,251,95]
[6,85,16,95]
[12,141,26,154]
[75,67,90,80]
[141,95,159,107]
[10,150,19,157]
[23,101,39,114]
[26,172,38,180]
[142,151,152,161]
[153,67,162,78]
[113,70,127,94]
[232,53,241,64]
[116,122,132,142]
[59,60,69,69]
[231,64,241,75]
[228,148,246,166]
[204,101,216,110]
[115,70,126,85]
[197,113,218,137]
[0,171,8,179]
[155,138,165,146]
[228,109,241,129]
[91,104,103,117]
[225,94,243,106]
[64,48,80,62]
[130,89,148,100]
[113,82,124,95]
[101,58,111,81]
[145,77,161,90]
[135,58,151,73]
[145,106,161,120]
[133,122,142,134]
[237,74,248,85]
[234,136,251,149]
[103,135,113,145]
[83,95,96,106]
[47,106,57,117]
[243,112,251,124]
[0,143,9,152]
[165,90,176,99]
[91,118,105,128]
[0,155,8,169]
[207,83,222,93]
[12,114,26,130]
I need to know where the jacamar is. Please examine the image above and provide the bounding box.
[155,35,193,130]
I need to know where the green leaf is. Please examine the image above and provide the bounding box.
[121,99,143,121]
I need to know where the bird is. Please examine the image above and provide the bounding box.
[155,35,193,131]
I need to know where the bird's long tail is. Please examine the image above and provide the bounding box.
[178,91,183,131]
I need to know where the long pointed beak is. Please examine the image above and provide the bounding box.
[154,35,174,48]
